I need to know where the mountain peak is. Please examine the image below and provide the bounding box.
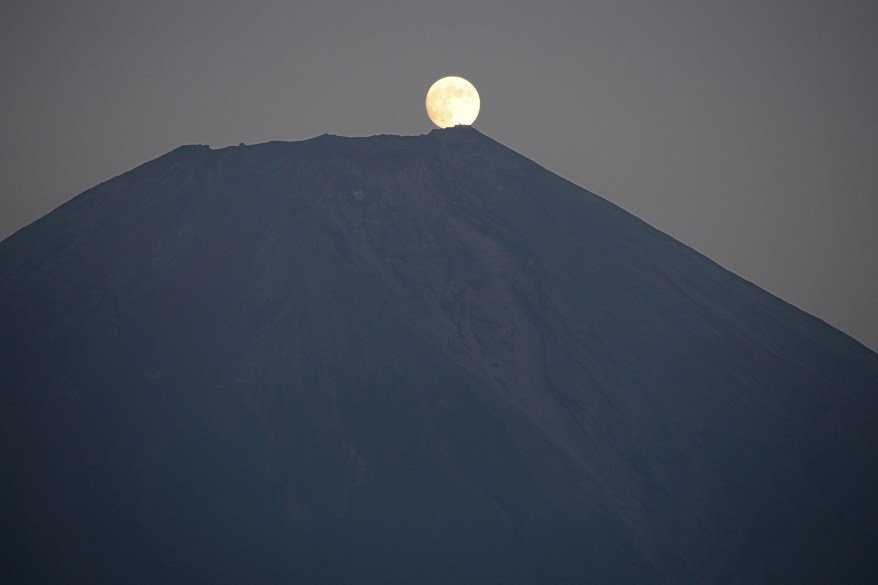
[1,128,876,584]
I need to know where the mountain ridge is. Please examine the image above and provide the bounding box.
[8,126,870,355]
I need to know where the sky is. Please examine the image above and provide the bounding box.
[1,0,876,350]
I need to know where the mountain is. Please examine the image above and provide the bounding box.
[1,126,876,584]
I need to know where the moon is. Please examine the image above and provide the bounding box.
[426,76,480,128]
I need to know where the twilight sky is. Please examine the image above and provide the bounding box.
[1,0,876,349]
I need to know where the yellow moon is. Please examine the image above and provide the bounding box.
[425,76,480,128]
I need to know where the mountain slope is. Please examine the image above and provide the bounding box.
[2,126,876,584]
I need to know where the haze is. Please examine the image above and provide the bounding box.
[1,0,876,349]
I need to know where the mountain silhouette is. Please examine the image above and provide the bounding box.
[1,126,876,584]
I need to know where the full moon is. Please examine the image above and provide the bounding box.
[425,76,480,128]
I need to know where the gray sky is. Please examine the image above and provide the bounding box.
[2,0,876,350]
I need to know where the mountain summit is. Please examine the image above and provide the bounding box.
[2,126,876,584]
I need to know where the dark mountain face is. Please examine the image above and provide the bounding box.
[1,126,876,584]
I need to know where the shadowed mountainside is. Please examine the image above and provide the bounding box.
[1,126,877,584]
